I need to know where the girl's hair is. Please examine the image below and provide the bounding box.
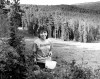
[37,26,49,39]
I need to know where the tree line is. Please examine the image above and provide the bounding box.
[21,5,100,42]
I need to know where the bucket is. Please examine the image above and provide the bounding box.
[45,60,57,69]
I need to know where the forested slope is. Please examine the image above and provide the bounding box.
[20,4,100,42]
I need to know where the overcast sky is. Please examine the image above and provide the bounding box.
[10,0,100,5]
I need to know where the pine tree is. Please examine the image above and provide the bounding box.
[8,0,22,33]
[48,14,55,37]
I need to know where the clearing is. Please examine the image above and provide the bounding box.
[25,37,100,70]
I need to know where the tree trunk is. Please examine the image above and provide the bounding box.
[55,28,57,38]
[61,25,64,40]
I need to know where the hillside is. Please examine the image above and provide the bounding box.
[20,4,100,14]
[73,1,100,11]
[20,4,100,42]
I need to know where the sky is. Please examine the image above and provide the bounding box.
[10,0,100,5]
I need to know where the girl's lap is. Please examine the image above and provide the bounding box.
[36,62,45,69]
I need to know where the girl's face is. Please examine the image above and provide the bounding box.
[39,30,47,40]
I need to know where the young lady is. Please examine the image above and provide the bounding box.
[32,26,52,69]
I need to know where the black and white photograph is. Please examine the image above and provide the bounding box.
[1,0,100,79]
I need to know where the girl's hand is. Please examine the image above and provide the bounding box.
[45,56,51,61]
[48,51,52,56]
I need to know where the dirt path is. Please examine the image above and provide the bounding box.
[25,37,100,50]
[48,38,100,50]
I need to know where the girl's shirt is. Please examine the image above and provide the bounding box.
[32,38,52,63]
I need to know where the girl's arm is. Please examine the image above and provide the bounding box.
[48,42,53,56]
[32,43,37,53]
[32,43,37,61]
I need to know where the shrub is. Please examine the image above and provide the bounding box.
[0,41,26,79]
[3,26,27,79]
[51,60,93,79]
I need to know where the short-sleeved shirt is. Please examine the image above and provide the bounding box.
[32,38,52,63]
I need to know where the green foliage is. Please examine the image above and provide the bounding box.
[0,40,26,79]
[20,5,100,42]
[27,16,38,36]
[8,0,22,32]
[8,27,26,63]
[6,1,27,76]
[9,11,22,27]
[51,60,93,79]
[68,60,92,79]
[73,21,80,41]
[0,0,5,8]
[87,26,99,42]
[0,13,9,37]
[0,0,10,37]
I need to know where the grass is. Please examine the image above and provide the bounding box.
[25,38,100,70]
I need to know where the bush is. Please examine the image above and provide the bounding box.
[0,41,26,79]
[1,26,27,79]
[51,60,93,79]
